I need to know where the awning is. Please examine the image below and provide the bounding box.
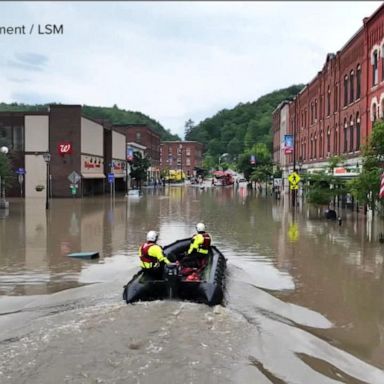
[81,173,106,179]
[113,174,125,178]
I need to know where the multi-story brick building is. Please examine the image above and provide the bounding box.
[160,141,203,178]
[273,3,384,180]
[113,124,161,181]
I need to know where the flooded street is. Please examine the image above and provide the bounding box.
[1,186,384,383]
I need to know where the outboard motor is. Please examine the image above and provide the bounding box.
[164,263,180,299]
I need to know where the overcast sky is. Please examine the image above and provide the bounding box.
[0,1,382,138]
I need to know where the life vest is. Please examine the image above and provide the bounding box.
[139,242,158,266]
[191,232,211,255]
[200,233,211,249]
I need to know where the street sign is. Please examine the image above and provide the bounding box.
[288,172,301,185]
[290,184,299,190]
[16,167,26,175]
[68,171,81,185]
[108,173,115,183]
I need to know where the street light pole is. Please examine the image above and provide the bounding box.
[0,146,9,210]
[43,153,51,210]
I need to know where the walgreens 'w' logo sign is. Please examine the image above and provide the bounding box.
[57,142,73,155]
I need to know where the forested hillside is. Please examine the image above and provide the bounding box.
[0,102,180,141]
[185,84,304,159]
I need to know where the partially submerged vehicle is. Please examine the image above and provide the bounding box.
[123,238,227,306]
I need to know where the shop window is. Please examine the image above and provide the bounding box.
[0,125,12,148]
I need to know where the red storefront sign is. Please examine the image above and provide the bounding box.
[57,142,73,156]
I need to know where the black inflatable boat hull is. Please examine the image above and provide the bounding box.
[123,238,226,306]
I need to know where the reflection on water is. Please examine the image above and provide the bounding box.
[1,186,384,381]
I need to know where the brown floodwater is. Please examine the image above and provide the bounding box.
[0,185,384,384]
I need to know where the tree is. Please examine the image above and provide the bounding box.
[129,152,151,189]
[184,119,195,138]
[303,172,347,207]
[238,143,272,180]
[348,120,384,214]
[0,151,13,190]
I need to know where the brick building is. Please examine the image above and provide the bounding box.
[0,105,127,197]
[160,141,203,178]
[113,124,161,181]
[273,3,384,180]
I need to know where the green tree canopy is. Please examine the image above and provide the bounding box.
[129,152,150,188]
[348,121,384,212]
[0,103,180,141]
[185,84,304,165]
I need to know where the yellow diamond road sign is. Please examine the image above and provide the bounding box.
[288,172,301,185]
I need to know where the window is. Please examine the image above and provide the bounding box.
[381,98,384,119]
[349,116,354,152]
[314,135,317,158]
[310,135,313,159]
[136,132,141,143]
[344,75,348,106]
[319,130,323,158]
[343,118,348,153]
[382,48,384,81]
[186,158,191,166]
[0,124,23,151]
[356,65,361,99]
[186,148,191,156]
[327,127,331,154]
[0,125,12,148]
[311,102,314,124]
[334,84,339,112]
[327,86,331,116]
[356,113,360,150]
[349,70,354,103]
[334,124,338,154]
[315,99,318,120]
[373,102,377,121]
[304,139,307,160]
[373,49,378,86]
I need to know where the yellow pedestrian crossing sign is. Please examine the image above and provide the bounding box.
[290,184,299,190]
[288,172,301,186]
